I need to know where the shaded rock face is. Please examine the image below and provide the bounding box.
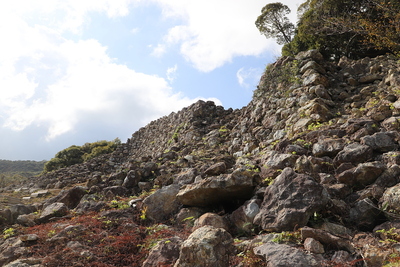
[174,225,234,267]
[254,168,329,232]
[43,186,87,209]
[143,184,181,221]
[176,168,255,207]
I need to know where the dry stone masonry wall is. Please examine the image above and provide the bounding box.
[2,50,400,266]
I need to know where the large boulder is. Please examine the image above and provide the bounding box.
[176,168,255,207]
[254,168,329,232]
[174,225,235,267]
[143,184,181,221]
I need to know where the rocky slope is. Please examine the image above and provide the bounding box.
[1,50,400,266]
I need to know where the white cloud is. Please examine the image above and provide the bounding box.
[150,0,302,72]
[236,67,263,89]
[150,43,167,57]
[0,0,138,34]
[0,1,214,143]
[166,64,178,83]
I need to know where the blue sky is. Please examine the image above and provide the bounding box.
[0,0,302,160]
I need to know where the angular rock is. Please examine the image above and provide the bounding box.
[177,168,255,207]
[382,116,400,131]
[38,202,68,223]
[380,183,400,215]
[204,162,227,176]
[103,186,128,199]
[303,72,329,87]
[361,132,397,152]
[374,164,400,188]
[143,184,181,221]
[304,237,325,254]
[16,213,37,227]
[349,198,382,231]
[254,242,320,267]
[122,170,141,189]
[254,168,329,232]
[231,199,260,235]
[336,162,385,188]
[312,138,345,157]
[9,205,36,224]
[333,143,373,166]
[301,226,354,252]
[296,49,324,62]
[44,186,87,209]
[359,74,381,83]
[263,152,298,170]
[174,168,198,185]
[174,225,234,267]
[193,212,230,232]
[300,61,325,74]
[0,237,28,266]
[143,237,182,267]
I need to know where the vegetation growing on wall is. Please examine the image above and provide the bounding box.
[44,138,121,172]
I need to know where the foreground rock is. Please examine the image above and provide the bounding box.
[174,226,235,267]
[254,167,329,231]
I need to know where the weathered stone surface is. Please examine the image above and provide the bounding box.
[349,198,382,230]
[193,212,230,232]
[303,72,329,87]
[254,168,329,231]
[382,116,400,131]
[9,205,36,224]
[143,184,181,221]
[103,186,128,199]
[44,186,87,209]
[312,138,345,157]
[38,202,68,223]
[296,49,324,62]
[122,170,141,188]
[0,237,28,266]
[333,143,373,166]
[301,226,354,252]
[361,132,397,152]
[380,183,400,215]
[263,152,298,170]
[174,226,234,267]
[300,61,325,74]
[298,98,332,121]
[174,168,198,185]
[254,242,320,267]
[304,237,325,254]
[359,74,381,83]
[204,162,226,176]
[143,237,182,267]
[16,214,37,227]
[336,161,385,187]
[231,199,260,234]
[177,168,255,207]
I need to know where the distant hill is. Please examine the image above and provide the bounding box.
[0,160,46,187]
[0,159,46,174]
